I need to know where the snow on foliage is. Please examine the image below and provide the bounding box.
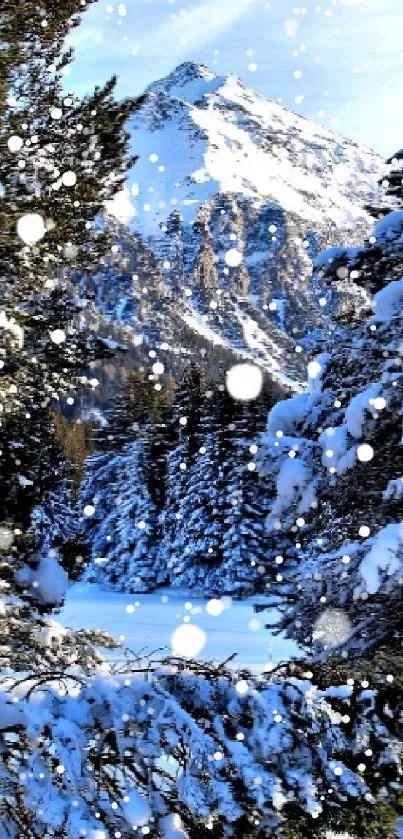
[0,690,27,729]
[258,255,403,655]
[355,523,403,598]
[344,383,381,438]
[313,246,360,270]
[372,278,403,320]
[271,457,316,527]
[0,310,24,348]
[372,209,403,240]
[0,658,400,838]
[383,477,403,501]
[16,551,68,605]
[318,424,355,472]
[267,393,310,437]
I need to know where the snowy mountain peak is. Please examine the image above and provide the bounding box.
[95,63,386,388]
[147,61,226,104]
[123,62,383,237]
[148,61,219,98]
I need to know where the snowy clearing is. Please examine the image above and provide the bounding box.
[60,584,300,672]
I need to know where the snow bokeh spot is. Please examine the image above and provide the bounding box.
[17,213,46,245]
[206,598,224,616]
[7,135,23,153]
[284,18,299,36]
[235,679,249,695]
[313,609,352,648]
[61,170,77,187]
[226,363,263,401]
[224,248,243,267]
[356,444,374,463]
[171,623,206,657]
[359,525,370,538]
[50,329,66,345]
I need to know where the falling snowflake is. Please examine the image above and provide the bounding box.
[50,107,63,120]
[7,135,23,153]
[61,171,77,187]
[50,329,66,345]
[307,360,322,379]
[359,525,371,538]
[284,18,299,36]
[224,248,243,267]
[313,608,352,648]
[357,444,374,462]
[171,624,206,657]
[152,361,164,375]
[226,363,263,401]
[206,599,224,616]
[17,213,46,245]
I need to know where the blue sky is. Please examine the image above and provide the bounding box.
[68,0,403,156]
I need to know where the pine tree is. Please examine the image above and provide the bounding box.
[259,209,403,659]
[382,149,403,207]
[0,0,140,662]
[81,371,174,589]
[317,151,403,303]
[172,421,223,589]
[157,364,206,580]
[82,438,160,591]
[221,432,269,595]
[207,390,272,596]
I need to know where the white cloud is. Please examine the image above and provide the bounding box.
[141,0,255,60]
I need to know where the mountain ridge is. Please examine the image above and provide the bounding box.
[82,61,385,395]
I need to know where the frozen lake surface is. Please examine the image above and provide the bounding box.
[60,584,300,673]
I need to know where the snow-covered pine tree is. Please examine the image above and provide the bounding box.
[172,414,224,589]
[317,148,403,302]
[217,395,271,596]
[258,165,403,658]
[30,478,80,559]
[382,148,403,208]
[81,446,126,572]
[158,374,278,593]
[81,371,173,588]
[82,437,159,591]
[0,0,140,662]
[2,644,403,838]
[157,364,206,581]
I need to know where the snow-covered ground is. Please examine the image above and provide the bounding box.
[60,584,300,673]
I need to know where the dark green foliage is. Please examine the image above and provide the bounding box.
[0,0,141,573]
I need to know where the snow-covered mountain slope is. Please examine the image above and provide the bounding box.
[87,62,384,389]
[117,62,382,233]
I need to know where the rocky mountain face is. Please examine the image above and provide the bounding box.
[80,62,384,394]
